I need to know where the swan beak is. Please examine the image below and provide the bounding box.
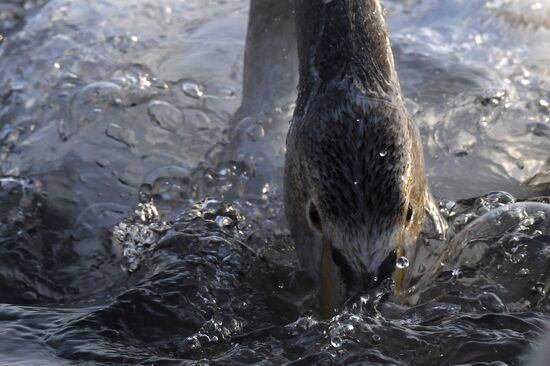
[319,237,341,318]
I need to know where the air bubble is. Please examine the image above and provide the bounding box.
[215,216,233,228]
[182,81,204,99]
[330,336,342,348]
[396,256,409,269]
[246,124,265,141]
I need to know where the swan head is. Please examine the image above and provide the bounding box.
[284,85,426,316]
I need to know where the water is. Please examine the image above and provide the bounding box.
[0,0,550,364]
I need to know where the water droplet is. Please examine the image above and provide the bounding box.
[372,334,381,344]
[330,336,342,348]
[396,256,409,269]
[353,181,358,185]
[53,62,61,69]
[277,283,284,289]
[379,150,388,157]
[182,81,204,99]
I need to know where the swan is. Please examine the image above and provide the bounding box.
[284,0,434,316]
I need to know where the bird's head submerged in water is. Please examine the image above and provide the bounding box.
[285,86,426,315]
[285,0,428,316]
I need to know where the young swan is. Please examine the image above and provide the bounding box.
[284,0,429,316]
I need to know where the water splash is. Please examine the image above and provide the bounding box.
[112,185,169,272]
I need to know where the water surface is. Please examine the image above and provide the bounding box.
[1,0,550,365]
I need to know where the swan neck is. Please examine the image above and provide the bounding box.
[294,0,398,101]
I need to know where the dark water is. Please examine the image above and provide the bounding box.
[1,0,550,365]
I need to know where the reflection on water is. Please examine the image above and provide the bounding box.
[0,0,550,365]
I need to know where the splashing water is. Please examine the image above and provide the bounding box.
[0,0,550,365]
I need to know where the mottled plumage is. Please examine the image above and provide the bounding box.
[284,0,429,313]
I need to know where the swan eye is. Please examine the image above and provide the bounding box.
[405,204,413,224]
[308,203,323,232]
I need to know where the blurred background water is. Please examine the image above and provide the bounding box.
[0,0,549,364]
